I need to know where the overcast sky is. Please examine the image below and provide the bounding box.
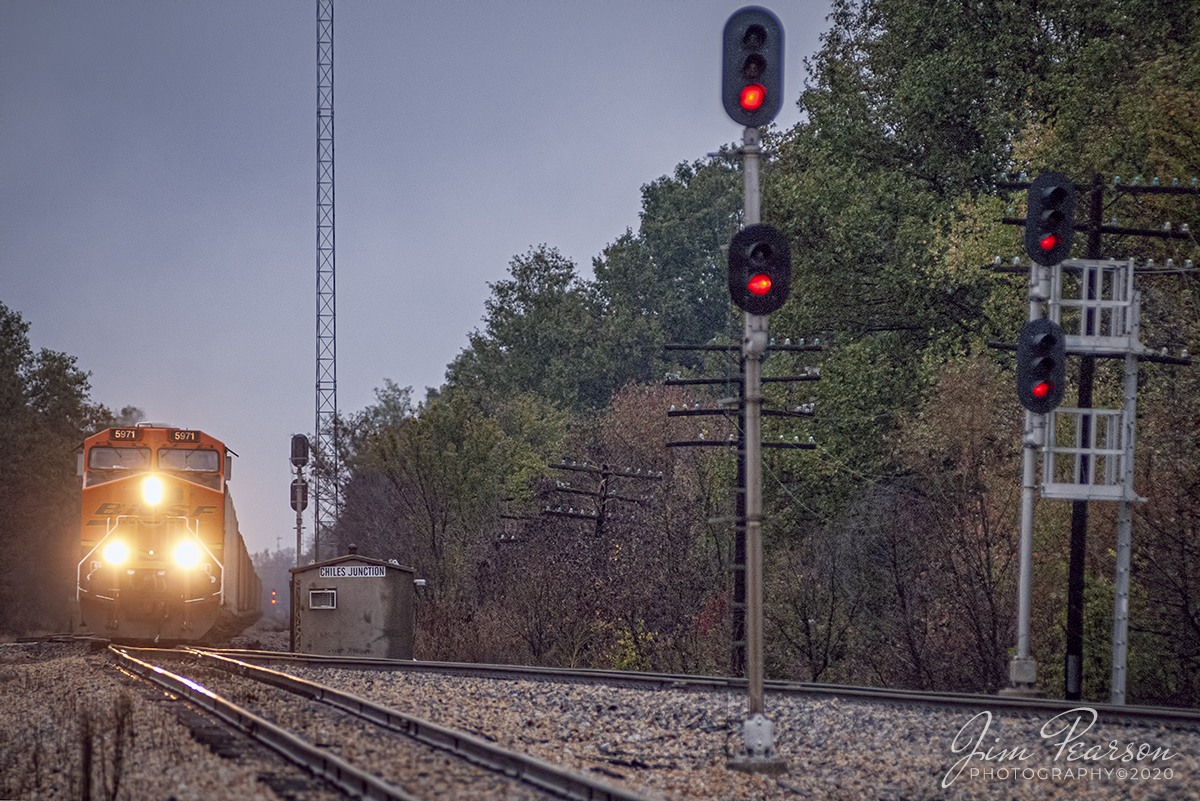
[1,0,834,556]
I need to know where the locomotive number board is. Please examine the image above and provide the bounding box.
[110,428,141,441]
[169,430,201,443]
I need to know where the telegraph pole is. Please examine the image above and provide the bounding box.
[1062,174,1102,699]
[662,345,819,680]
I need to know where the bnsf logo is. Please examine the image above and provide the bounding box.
[86,503,218,524]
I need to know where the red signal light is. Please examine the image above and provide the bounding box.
[747,273,772,296]
[1032,381,1052,398]
[723,9,783,126]
[740,83,765,111]
[1040,234,1058,252]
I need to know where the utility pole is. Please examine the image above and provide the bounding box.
[543,460,662,533]
[1063,174,1103,701]
[664,344,819,679]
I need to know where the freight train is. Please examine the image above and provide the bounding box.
[74,423,261,643]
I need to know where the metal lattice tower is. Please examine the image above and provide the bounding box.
[314,0,337,561]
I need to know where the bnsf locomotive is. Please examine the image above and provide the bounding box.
[75,423,261,643]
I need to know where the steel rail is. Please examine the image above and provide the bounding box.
[108,645,421,801]
[197,648,1200,730]
[141,647,649,801]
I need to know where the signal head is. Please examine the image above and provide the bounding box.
[723,7,784,127]
[1016,318,1067,413]
[291,433,310,467]
[729,224,791,315]
[291,478,309,512]
[1025,172,1075,266]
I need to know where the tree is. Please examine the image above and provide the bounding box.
[0,303,113,634]
[889,356,1024,692]
[593,156,744,350]
[447,246,609,412]
[755,0,1200,697]
[448,158,748,416]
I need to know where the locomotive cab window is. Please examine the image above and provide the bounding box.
[158,448,222,489]
[158,449,219,472]
[88,447,151,470]
[85,447,151,486]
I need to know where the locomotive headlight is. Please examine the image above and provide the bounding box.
[142,476,163,506]
[174,541,201,568]
[102,541,129,565]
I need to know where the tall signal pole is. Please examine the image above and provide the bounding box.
[314,0,338,562]
[722,6,788,775]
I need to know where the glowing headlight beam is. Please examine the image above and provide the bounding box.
[102,541,129,565]
[142,475,163,506]
[174,541,201,568]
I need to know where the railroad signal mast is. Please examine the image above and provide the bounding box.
[291,433,310,567]
[723,6,788,776]
[1002,171,1193,705]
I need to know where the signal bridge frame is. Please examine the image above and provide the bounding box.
[1013,257,1147,705]
[1038,258,1146,505]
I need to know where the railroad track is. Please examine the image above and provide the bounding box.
[108,646,650,801]
[195,647,1200,731]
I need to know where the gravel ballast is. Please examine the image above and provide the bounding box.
[0,640,340,801]
[282,665,1200,800]
[4,636,1200,800]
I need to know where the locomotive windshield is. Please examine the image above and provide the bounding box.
[85,446,151,487]
[157,448,219,472]
[158,447,222,489]
[88,447,151,470]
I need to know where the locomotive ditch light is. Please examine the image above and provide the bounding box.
[142,475,163,506]
[174,541,201,568]
[103,540,129,565]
